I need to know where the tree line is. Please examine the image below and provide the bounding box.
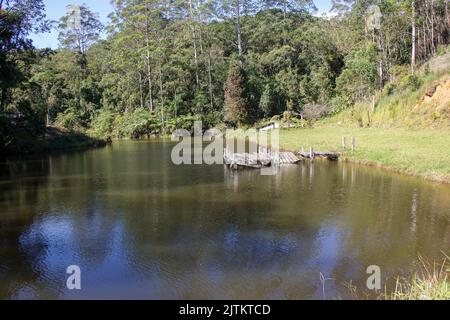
[0,0,448,148]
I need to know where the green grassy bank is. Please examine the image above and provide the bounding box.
[386,257,449,300]
[277,62,450,184]
[345,256,450,300]
[279,126,450,184]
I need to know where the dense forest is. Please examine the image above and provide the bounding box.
[0,0,449,153]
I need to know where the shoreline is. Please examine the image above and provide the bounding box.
[277,127,450,185]
[0,128,109,159]
[337,156,450,185]
[4,128,449,186]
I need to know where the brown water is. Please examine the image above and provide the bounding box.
[0,140,449,300]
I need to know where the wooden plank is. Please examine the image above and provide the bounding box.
[283,153,290,163]
[285,152,300,164]
[290,153,299,163]
[287,153,295,162]
[226,150,304,169]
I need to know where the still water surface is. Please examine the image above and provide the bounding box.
[0,141,449,299]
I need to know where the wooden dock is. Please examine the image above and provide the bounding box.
[278,152,302,164]
[224,148,301,169]
[299,147,340,161]
[223,145,340,169]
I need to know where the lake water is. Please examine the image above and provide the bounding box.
[0,140,449,299]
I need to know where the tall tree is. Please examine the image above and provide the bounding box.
[0,0,49,110]
[411,0,417,73]
[219,0,258,57]
[224,61,249,125]
[58,4,104,55]
[262,0,317,43]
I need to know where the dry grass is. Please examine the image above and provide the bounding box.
[386,256,450,300]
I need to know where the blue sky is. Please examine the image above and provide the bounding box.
[31,0,333,49]
[30,0,112,49]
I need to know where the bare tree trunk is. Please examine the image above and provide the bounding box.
[422,23,426,59]
[145,12,154,112]
[145,33,154,112]
[158,60,165,134]
[424,23,428,57]
[236,0,243,57]
[44,87,50,127]
[174,88,177,118]
[77,33,83,54]
[139,72,144,109]
[411,0,417,74]
[283,0,287,45]
[0,88,5,112]
[431,0,436,55]
[189,0,200,87]
[207,44,214,110]
[376,30,384,89]
[446,0,449,31]
[417,27,421,59]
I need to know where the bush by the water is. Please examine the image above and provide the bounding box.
[88,108,207,139]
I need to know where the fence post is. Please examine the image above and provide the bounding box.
[310,146,315,160]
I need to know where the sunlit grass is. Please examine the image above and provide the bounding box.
[386,256,450,300]
[279,127,450,183]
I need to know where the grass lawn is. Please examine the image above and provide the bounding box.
[279,126,450,184]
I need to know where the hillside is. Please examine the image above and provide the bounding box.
[324,52,450,130]
[278,53,450,183]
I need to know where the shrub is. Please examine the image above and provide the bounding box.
[88,109,116,138]
[270,115,281,122]
[259,83,277,118]
[111,108,160,139]
[54,107,84,132]
[436,44,449,56]
[173,114,202,133]
[389,65,410,84]
[400,74,422,91]
[282,111,292,122]
[201,112,223,129]
[382,82,396,96]
[301,104,332,120]
[331,94,354,113]
[290,117,309,128]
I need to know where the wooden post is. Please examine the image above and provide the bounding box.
[352,137,356,152]
[301,146,305,153]
[310,146,315,160]
[342,137,346,150]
